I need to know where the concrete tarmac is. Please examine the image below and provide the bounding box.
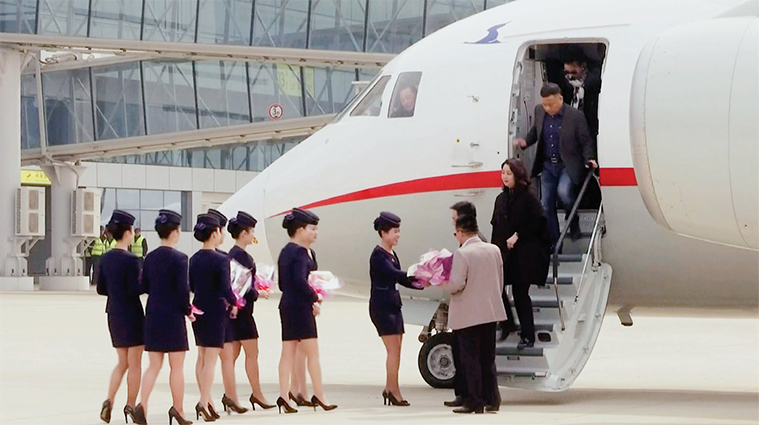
[0,290,757,424]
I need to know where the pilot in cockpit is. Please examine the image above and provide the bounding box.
[389,84,418,118]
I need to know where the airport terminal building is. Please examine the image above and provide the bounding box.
[0,0,511,288]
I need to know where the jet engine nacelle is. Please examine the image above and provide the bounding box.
[630,16,759,250]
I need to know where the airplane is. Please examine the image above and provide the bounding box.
[218,0,759,392]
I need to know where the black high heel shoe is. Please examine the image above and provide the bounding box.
[206,404,220,420]
[386,392,410,407]
[310,395,338,411]
[288,391,313,407]
[124,405,147,424]
[100,399,112,423]
[276,397,297,414]
[249,394,275,410]
[168,406,192,425]
[131,404,147,425]
[194,403,215,422]
[220,394,248,414]
[382,390,388,406]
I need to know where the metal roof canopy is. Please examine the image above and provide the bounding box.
[21,114,336,166]
[0,33,394,71]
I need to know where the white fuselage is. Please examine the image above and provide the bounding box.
[220,0,759,312]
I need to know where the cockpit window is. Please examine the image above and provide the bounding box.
[349,75,391,117]
[388,72,422,118]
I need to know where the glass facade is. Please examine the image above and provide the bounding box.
[425,0,483,35]
[10,0,515,167]
[89,0,142,40]
[195,60,250,128]
[37,0,89,37]
[2,0,511,48]
[309,0,366,51]
[0,0,38,33]
[252,0,309,48]
[142,60,198,134]
[41,68,94,146]
[103,138,304,173]
[196,0,252,45]
[366,0,426,53]
[142,0,197,43]
[92,62,145,140]
[100,188,189,230]
[21,58,362,148]
[20,74,41,150]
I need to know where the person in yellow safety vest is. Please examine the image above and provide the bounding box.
[106,231,117,251]
[129,227,148,268]
[89,226,108,285]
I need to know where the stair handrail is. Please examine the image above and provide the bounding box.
[576,200,604,303]
[552,170,596,331]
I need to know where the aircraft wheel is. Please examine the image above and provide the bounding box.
[418,332,456,388]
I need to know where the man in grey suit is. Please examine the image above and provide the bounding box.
[441,215,508,414]
[514,83,598,245]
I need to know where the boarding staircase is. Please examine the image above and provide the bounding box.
[495,172,612,391]
[416,172,612,392]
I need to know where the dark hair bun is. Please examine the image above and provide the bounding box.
[282,213,295,229]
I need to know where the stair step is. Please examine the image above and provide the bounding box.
[533,307,562,324]
[543,276,574,285]
[550,253,583,263]
[499,330,557,347]
[496,345,544,357]
[530,283,576,298]
[495,355,549,374]
[498,372,542,378]
[532,299,559,309]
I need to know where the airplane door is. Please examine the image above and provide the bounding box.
[450,93,484,170]
[511,57,543,174]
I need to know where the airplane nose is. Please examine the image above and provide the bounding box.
[219,172,274,265]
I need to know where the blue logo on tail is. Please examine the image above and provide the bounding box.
[466,23,509,44]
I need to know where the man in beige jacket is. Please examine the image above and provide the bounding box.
[442,214,508,414]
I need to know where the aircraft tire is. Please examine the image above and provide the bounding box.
[417,332,456,388]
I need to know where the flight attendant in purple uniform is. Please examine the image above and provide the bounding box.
[276,208,337,414]
[369,212,422,406]
[189,213,238,422]
[219,211,274,413]
[138,209,193,425]
[97,210,144,424]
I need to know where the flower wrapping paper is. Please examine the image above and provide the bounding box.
[407,249,453,286]
[229,259,251,309]
[255,264,275,292]
[308,271,344,299]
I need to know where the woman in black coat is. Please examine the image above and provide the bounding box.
[491,158,551,349]
[219,211,274,413]
[369,212,421,406]
[276,208,336,413]
[137,209,192,425]
[190,213,238,421]
[96,210,144,424]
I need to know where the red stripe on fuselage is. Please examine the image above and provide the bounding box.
[599,167,638,186]
[301,171,503,209]
[271,167,637,217]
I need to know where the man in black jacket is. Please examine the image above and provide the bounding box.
[514,83,598,246]
[562,59,601,142]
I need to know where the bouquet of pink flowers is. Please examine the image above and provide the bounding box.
[230,259,252,309]
[254,264,275,292]
[407,249,453,286]
[308,271,344,299]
